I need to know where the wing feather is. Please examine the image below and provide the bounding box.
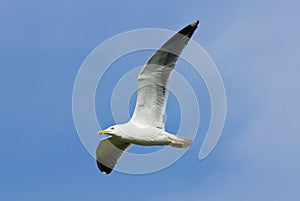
[131,21,199,128]
[96,136,130,174]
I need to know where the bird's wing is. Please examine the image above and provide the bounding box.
[131,21,199,129]
[96,136,131,174]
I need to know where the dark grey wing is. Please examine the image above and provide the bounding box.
[131,21,199,129]
[96,136,131,174]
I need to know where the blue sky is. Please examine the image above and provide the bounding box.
[1,0,300,200]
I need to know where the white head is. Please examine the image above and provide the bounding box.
[98,125,121,137]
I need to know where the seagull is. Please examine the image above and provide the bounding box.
[96,20,199,174]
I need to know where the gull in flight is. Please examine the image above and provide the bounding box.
[97,20,199,174]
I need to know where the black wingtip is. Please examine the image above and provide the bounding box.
[190,20,200,27]
[178,20,200,38]
[97,160,112,175]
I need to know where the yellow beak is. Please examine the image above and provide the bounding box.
[98,130,109,135]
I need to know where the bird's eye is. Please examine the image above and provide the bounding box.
[111,127,114,130]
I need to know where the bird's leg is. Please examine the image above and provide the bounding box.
[168,138,184,148]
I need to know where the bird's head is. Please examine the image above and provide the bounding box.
[98,125,120,136]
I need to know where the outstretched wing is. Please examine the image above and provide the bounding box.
[96,136,131,174]
[131,21,199,129]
